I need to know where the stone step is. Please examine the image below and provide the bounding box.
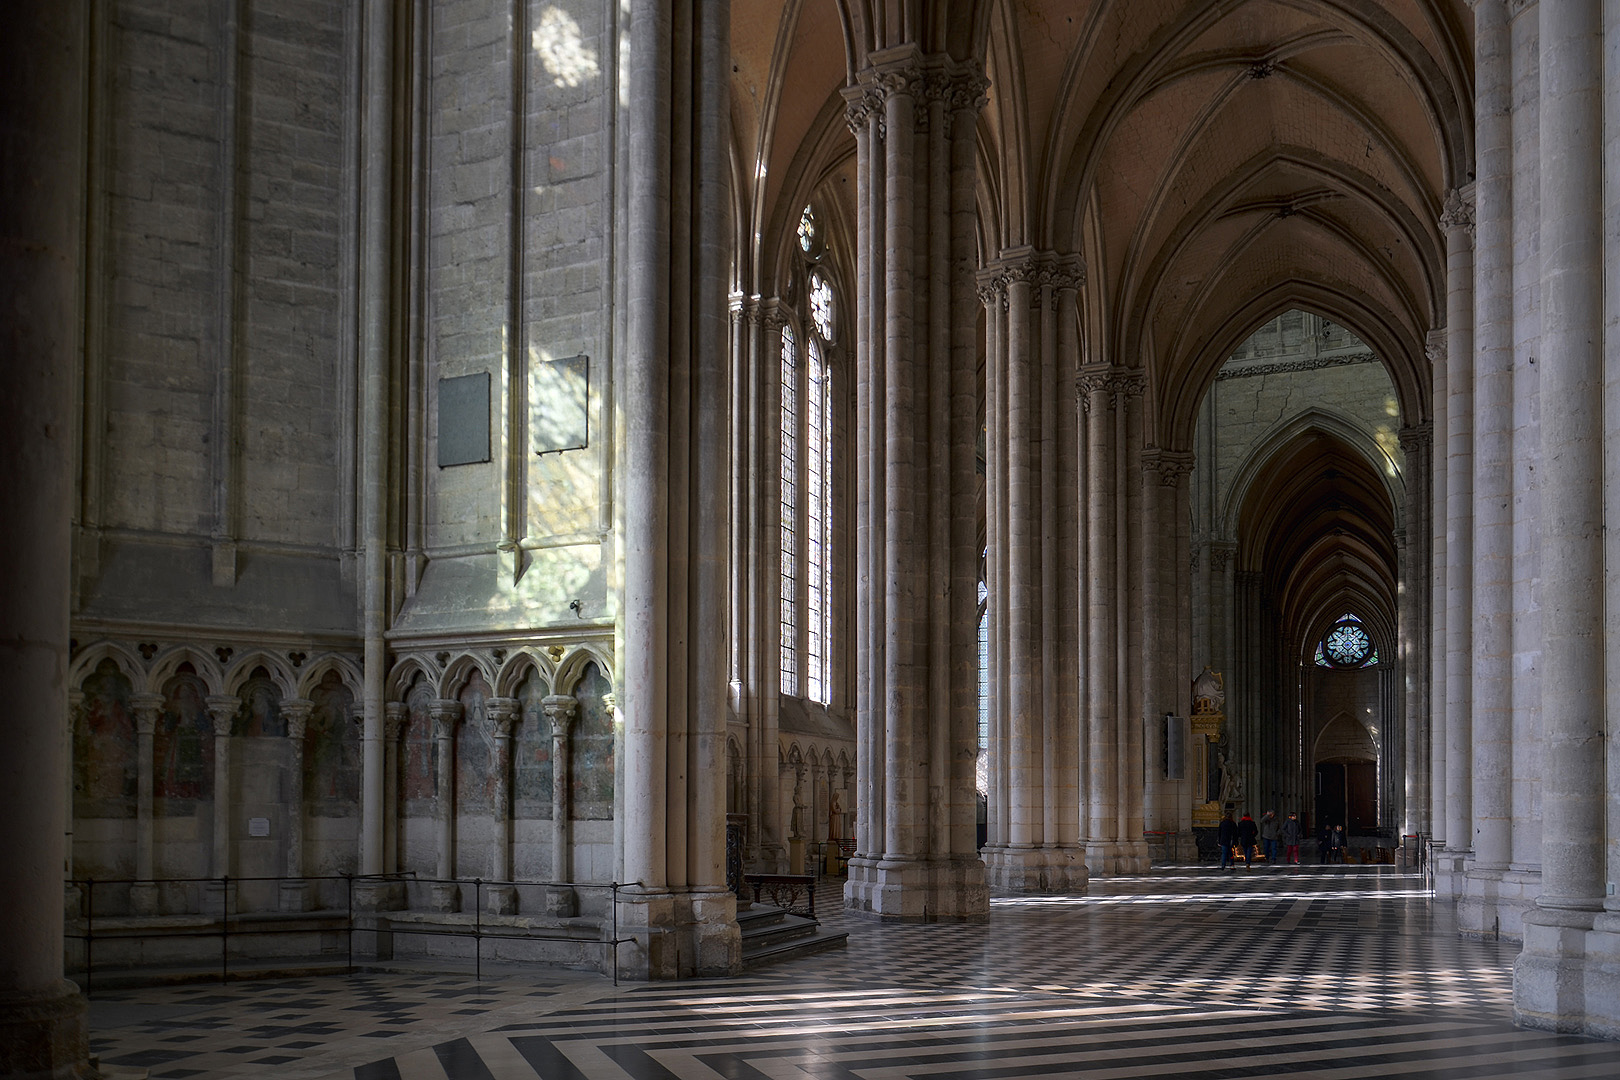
[737,903,847,970]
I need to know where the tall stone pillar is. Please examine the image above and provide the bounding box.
[1081,369,1119,872]
[620,0,739,975]
[485,698,518,915]
[129,694,164,915]
[1515,0,1607,1035]
[542,695,579,916]
[1462,0,1517,940]
[428,699,462,911]
[1438,188,1475,900]
[978,275,1011,863]
[980,250,1085,894]
[1426,330,1449,865]
[1397,425,1431,842]
[204,696,239,913]
[280,699,313,912]
[1142,450,1194,848]
[839,46,988,922]
[0,6,90,1067]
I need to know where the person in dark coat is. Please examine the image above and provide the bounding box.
[1259,810,1280,865]
[1236,813,1259,869]
[1217,811,1238,870]
[1281,811,1303,864]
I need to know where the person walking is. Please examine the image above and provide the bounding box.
[1281,811,1302,865]
[1259,810,1280,866]
[1217,811,1238,870]
[1327,823,1346,864]
[1236,812,1259,869]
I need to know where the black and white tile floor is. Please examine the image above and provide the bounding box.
[89,866,1620,1079]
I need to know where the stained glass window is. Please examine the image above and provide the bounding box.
[779,325,799,697]
[1315,616,1378,668]
[797,206,816,254]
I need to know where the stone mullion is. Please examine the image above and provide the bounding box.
[130,694,164,915]
[485,697,518,914]
[1516,0,1606,1033]
[1464,1,1515,944]
[203,696,238,913]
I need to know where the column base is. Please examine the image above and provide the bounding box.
[983,844,1087,893]
[428,883,461,913]
[544,885,577,918]
[1432,846,1469,900]
[200,880,236,915]
[128,882,160,916]
[1459,867,1540,941]
[1581,912,1620,1040]
[843,854,987,922]
[278,880,312,913]
[486,886,518,916]
[0,979,89,1080]
[1084,840,1151,877]
[1514,905,1598,1033]
[613,886,740,979]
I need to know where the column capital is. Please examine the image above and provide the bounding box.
[1398,422,1434,456]
[1440,184,1476,240]
[428,699,463,739]
[1208,541,1239,573]
[486,696,520,738]
[129,693,165,734]
[204,695,239,736]
[1141,447,1195,487]
[981,248,1086,309]
[1425,328,1447,367]
[280,698,314,740]
[384,701,407,742]
[542,694,580,735]
[601,692,616,719]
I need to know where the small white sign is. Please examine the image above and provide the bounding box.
[248,817,271,838]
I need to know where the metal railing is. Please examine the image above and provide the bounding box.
[65,873,635,993]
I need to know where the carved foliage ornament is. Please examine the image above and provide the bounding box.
[977,251,1085,311]
[844,56,988,140]
[1439,186,1476,240]
[1075,368,1146,412]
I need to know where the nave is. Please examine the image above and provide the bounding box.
[90,867,1620,1079]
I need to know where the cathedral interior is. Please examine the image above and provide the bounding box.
[4,0,1620,1076]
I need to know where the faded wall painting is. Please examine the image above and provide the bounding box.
[234,667,285,737]
[307,669,359,815]
[402,679,436,812]
[155,664,213,812]
[74,658,137,819]
[572,662,613,820]
[513,668,554,819]
[455,671,494,809]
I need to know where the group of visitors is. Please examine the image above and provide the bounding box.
[1216,808,1305,868]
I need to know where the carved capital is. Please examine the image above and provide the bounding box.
[541,694,580,736]
[1506,0,1536,16]
[280,698,314,741]
[1142,447,1195,487]
[1440,185,1476,240]
[1425,329,1447,367]
[204,695,239,737]
[486,697,520,738]
[1077,366,1114,413]
[1398,422,1434,456]
[130,693,165,736]
[1209,541,1239,573]
[384,701,407,742]
[601,692,616,719]
[428,699,463,740]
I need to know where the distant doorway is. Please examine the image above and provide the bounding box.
[1315,760,1376,832]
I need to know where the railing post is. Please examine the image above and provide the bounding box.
[474,878,481,982]
[346,874,354,972]
[84,878,93,998]
[220,875,229,985]
[611,883,618,987]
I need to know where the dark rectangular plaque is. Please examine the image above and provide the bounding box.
[1164,714,1185,780]
[437,372,491,467]
[533,354,589,455]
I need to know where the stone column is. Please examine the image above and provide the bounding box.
[129,694,165,915]
[0,6,89,1070]
[1438,187,1475,899]
[384,702,406,875]
[279,699,313,912]
[428,699,462,912]
[203,696,239,914]
[1397,425,1432,844]
[1515,0,1606,1035]
[1426,331,1448,864]
[1462,0,1516,939]
[542,695,578,916]
[1081,369,1118,873]
[484,698,518,915]
[839,46,988,922]
[619,0,739,977]
[977,272,1010,866]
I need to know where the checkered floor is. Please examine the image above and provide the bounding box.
[88,865,1620,1079]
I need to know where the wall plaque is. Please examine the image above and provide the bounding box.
[438,372,491,467]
